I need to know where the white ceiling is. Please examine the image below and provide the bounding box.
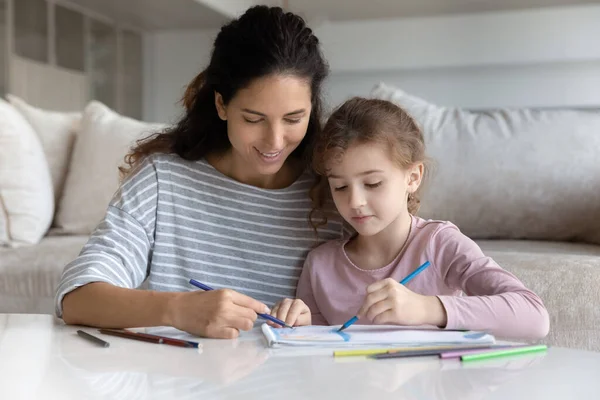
[61,0,600,30]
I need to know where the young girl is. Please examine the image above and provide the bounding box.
[270,97,550,340]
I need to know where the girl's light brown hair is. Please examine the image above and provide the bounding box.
[309,97,428,230]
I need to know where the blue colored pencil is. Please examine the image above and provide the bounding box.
[188,279,294,329]
[337,261,432,332]
[399,261,431,285]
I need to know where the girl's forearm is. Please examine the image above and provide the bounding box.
[437,292,550,339]
[423,296,448,327]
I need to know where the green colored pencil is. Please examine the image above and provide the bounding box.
[461,344,547,362]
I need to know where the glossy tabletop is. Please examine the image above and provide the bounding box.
[1,314,598,399]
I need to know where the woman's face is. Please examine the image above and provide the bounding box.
[215,74,312,185]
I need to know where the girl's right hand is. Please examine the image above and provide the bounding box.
[167,289,269,339]
[269,298,311,327]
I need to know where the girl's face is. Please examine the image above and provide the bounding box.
[215,74,312,185]
[326,142,422,237]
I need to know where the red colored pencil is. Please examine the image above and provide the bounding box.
[98,329,199,348]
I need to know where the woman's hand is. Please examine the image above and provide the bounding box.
[167,289,269,339]
[269,298,311,327]
[357,278,447,327]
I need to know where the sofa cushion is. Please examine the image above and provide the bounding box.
[54,102,164,234]
[0,235,88,314]
[476,240,600,351]
[6,95,81,206]
[6,94,81,204]
[0,98,54,246]
[371,83,600,245]
[477,240,600,257]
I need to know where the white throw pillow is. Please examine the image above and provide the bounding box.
[371,82,600,244]
[6,94,81,205]
[54,101,165,234]
[0,98,54,246]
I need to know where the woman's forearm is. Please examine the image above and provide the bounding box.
[61,282,180,328]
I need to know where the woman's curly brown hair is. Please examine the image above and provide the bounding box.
[118,5,328,179]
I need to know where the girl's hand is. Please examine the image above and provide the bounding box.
[269,298,311,327]
[167,289,268,339]
[357,278,447,327]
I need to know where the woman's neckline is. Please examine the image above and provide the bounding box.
[200,153,308,193]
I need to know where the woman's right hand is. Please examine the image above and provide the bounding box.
[269,298,311,327]
[167,289,269,339]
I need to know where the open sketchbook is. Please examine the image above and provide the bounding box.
[262,324,495,348]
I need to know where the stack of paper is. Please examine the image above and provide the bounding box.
[262,324,495,348]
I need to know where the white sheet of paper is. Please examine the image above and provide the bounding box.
[262,324,495,348]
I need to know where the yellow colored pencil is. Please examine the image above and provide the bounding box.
[334,348,401,357]
[333,343,492,358]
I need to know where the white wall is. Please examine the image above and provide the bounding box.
[144,4,600,122]
[317,4,600,108]
[143,29,217,123]
[316,5,600,72]
[325,60,600,109]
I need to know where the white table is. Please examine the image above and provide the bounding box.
[1,314,598,399]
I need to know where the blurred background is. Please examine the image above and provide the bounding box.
[1,0,599,122]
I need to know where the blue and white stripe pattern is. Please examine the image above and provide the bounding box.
[55,154,350,316]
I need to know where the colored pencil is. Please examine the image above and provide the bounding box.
[188,278,294,329]
[334,343,493,358]
[461,344,548,362]
[77,330,110,347]
[99,328,199,348]
[371,345,510,360]
[439,344,524,359]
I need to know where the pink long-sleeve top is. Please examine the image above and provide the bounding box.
[297,216,550,340]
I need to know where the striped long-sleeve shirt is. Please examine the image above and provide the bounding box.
[55,154,348,316]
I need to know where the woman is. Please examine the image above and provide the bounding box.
[56,6,347,339]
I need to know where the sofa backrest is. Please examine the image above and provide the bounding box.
[371,82,600,244]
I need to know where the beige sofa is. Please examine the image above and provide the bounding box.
[2,87,600,352]
[0,95,162,314]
